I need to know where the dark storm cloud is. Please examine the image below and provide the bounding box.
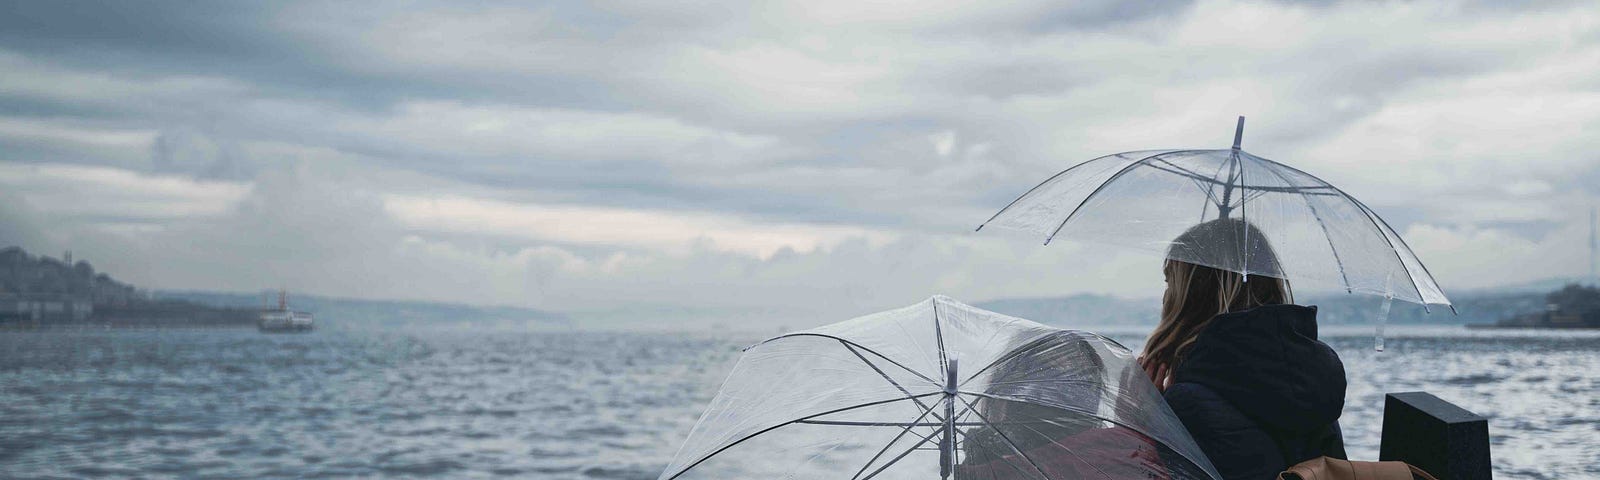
[0,1,1154,228]
[0,1,633,113]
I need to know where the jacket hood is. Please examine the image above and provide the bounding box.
[1173,304,1345,434]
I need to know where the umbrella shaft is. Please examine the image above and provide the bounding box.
[940,358,959,479]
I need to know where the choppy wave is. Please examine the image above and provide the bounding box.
[0,326,1595,479]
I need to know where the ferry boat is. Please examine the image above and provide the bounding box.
[259,289,314,333]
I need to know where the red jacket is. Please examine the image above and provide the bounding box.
[954,426,1175,479]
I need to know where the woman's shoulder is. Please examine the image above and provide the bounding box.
[1177,301,1347,437]
[1163,382,1257,431]
[1163,382,1287,478]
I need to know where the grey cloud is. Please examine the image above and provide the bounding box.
[0,191,49,252]
[1,1,1599,312]
[151,128,253,179]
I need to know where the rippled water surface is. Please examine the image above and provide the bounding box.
[1,326,1596,479]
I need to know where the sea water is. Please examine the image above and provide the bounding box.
[0,326,1595,479]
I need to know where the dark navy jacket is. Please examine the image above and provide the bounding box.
[1163,304,1348,480]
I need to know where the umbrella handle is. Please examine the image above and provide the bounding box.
[1376,295,1392,352]
[1376,274,1394,352]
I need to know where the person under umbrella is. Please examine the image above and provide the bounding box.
[1140,218,1348,480]
[658,296,1224,479]
[977,117,1454,351]
[975,118,1389,478]
[956,330,1186,479]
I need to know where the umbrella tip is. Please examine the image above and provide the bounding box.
[1232,116,1246,150]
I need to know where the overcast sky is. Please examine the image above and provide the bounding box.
[1,1,1597,319]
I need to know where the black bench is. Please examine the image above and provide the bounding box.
[1380,392,1492,480]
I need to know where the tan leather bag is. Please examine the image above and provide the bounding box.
[1278,456,1440,480]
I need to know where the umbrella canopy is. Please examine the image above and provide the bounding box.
[977,117,1450,310]
[660,296,1222,480]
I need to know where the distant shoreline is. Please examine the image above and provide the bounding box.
[0,323,257,331]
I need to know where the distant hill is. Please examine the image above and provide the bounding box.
[153,290,568,329]
[1,245,565,329]
[1464,276,1599,295]
[0,246,141,305]
[976,288,1551,327]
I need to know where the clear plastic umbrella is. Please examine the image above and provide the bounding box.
[977,117,1451,314]
[659,296,1222,480]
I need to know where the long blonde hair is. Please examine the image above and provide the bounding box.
[1141,219,1292,372]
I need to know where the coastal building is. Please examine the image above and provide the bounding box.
[0,293,93,324]
[0,246,138,325]
[1,246,265,328]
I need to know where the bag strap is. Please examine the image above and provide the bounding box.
[1278,457,1327,480]
[1278,456,1443,480]
[1407,464,1441,480]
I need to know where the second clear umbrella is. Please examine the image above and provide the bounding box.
[660,296,1221,480]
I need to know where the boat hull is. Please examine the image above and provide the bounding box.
[258,310,314,333]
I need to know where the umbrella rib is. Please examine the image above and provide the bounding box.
[885,310,941,391]
[1147,159,1232,206]
[795,420,999,427]
[1145,157,1212,181]
[1217,150,1240,218]
[1195,177,1224,207]
[953,425,1043,476]
[1240,187,1273,205]
[947,404,1039,479]
[1028,418,1118,480]
[848,399,944,480]
[1201,153,1233,220]
[968,378,1105,388]
[1258,161,1352,292]
[839,340,938,414]
[954,395,1051,480]
[957,390,1216,477]
[976,150,1174,231]
[960,331,1131,387]
[1251,185,1339,194]
[786,420,1079,427]
[932,299,948,375]
[789,433,855,478]
[856,424,942,480]
[661,392,943,480]
[1349,197,1433,307]
[752,333,938,385]
[1239,151,1253,273]
[859,396,977,479]
[967,433,1039,480]
[1150,161,1338,226]
[1044,150,1207,245]
[1267,161,1440,307]
[1148,161,1337,194]
[1144,159,1332,198]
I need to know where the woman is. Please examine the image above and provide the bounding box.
[959,331,1181,480]
[1138,219,1348,480]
